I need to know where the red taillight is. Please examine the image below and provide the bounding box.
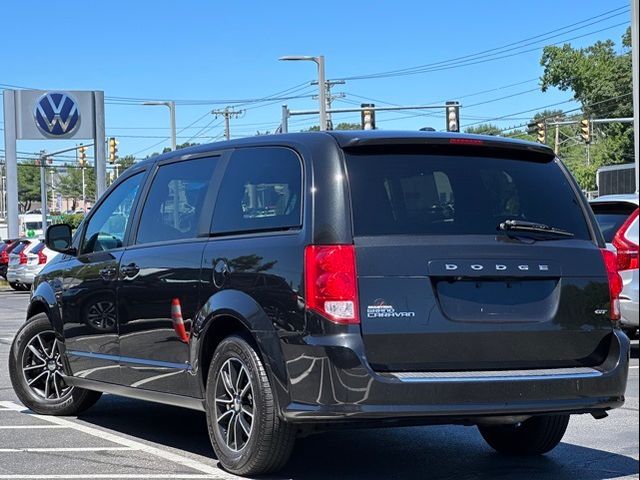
[0,250,8,264]
[612,208,638,271]
[601,248,623,321]
[304,245,359,324]
[449,138,484,145]
[37,249,47,265]
[19,251,27,265]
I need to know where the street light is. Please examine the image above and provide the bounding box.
[143,101,177,151]
[279,55,327,131]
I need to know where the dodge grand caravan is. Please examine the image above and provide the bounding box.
[9,131,629,475]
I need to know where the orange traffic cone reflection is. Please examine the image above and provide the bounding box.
[171,298,190,343]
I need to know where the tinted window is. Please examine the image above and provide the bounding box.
[30,242,46,254]
[212,148,302,234]
[12,242,31,255]
[136,158,217,245]
[591,203,637,242]
[345,153,591,240]
[81,173,143,254]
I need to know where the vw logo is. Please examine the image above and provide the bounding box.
[34,92,80,137]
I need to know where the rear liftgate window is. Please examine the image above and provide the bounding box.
[345,152,591,240]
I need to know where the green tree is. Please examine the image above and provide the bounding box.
[464,123,502,136]
[302,122,362,132]
[539,27,633,188]
[146,142,200,159]
[57,164,96,209]
[17,161,41,212]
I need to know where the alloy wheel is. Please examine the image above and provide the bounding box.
[214,357,254,451]
[21,331,73,401]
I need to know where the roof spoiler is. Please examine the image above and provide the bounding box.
[337,134,556,162]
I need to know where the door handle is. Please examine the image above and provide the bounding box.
[99,266,117,281]
[120,263,140,278]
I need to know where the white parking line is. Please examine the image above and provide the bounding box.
[0,476,218,479]
[0,447,135,452]
[0,425,68,429]
[0,337,13,345]
[0,401,241,480]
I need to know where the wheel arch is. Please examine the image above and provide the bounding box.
[27,281,62,335]
[191,289,289,405]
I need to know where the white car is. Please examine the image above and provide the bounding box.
[590,194,639,336]
[16,240,59,287]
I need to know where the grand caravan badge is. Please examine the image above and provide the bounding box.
[367,299,416,318]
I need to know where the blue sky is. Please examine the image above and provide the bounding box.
[0,0,632,164]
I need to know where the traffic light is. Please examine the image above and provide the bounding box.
[537,122,546,144]
[445,101,460,132]
[108,137,118,163]
[361,104,376,130]
[78,144,87,167]
[580,119,590,143]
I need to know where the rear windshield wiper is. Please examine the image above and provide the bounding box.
[498,220,574,238]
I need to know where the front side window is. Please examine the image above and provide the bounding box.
[136,157,217,245]
[212,147,302,234]
[81,173,143,254]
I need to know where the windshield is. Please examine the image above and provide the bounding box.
[345,152,591,240]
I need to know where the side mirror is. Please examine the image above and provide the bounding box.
[46,224,76,255]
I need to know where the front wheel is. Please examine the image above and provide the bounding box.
[9,313,102,415]
[205,335,295,476]
[478,414,570,455]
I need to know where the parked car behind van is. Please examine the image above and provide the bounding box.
[590,194,639,336]
[6,239,33,290]
[9,131,629,476]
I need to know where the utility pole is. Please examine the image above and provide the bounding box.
[38,151,48,232]
[312,80,345,130]
[631,0,639,192]
[212,107,244,140]
[554,122,560,155]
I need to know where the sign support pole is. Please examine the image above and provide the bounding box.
[93,91,106,199]
[2,90,19,238]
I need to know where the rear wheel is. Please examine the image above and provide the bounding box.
[9,282,21,291]
[478,414,570,455]
[9,313,102,415]
[205,335,295,475]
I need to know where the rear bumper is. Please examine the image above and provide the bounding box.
[5,267,23,283]
[281,329,629,423]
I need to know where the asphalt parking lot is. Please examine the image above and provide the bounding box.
[0,287,638,480]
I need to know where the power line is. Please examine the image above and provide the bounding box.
[336,6,629,81]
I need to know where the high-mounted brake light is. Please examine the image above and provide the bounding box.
[612,208,638,271]
[600,248,623,321]
[449,138,484,145]
[304,245,359,324]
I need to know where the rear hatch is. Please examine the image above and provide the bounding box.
[344,144,613,371]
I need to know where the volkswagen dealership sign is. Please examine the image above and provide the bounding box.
[34,92,81,137]
[14,90,96,140]
[3,89,106,238]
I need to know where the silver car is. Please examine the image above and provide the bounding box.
[5,239,35,291]
[590,194,639,335]
[16,240,58,287]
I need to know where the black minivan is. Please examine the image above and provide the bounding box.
[9,131,629,475]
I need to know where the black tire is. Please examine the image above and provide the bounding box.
[478,414,570,455]
[9,282,21,291]
[9,313,102,415]
[205,335,295,476]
